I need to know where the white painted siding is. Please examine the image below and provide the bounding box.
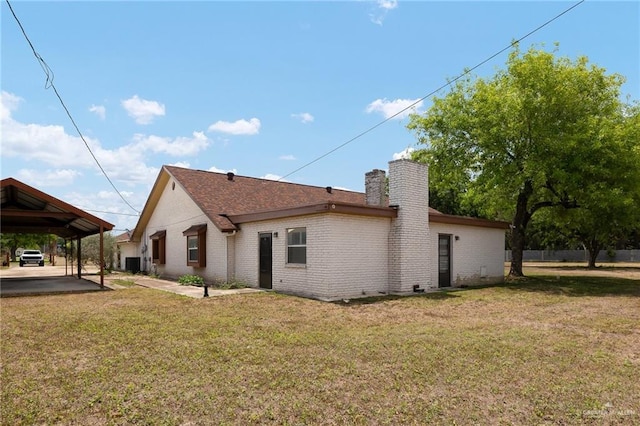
[429,223,505,286]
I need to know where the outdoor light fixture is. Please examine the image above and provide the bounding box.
[273,232,278,238]
[455,235,460,241]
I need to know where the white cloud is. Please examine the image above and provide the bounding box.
[208,118,261,135]
[130,131,210,156]
[208,166,238,174]
[2,118,97,166]
[392,147,415,160]
[261,173,286,181]
[170,161,191,168]
[1,92,159,185]
[89,104,106,120]
[369,0,398,25]
[291,112,314,124]
[121,95,165,125]
[16,168,81,187]
[64,190,143,230]
[365,98,423,119]
[279,155,296,161]
[1,91,22,120]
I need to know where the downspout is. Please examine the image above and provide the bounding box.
[142,229,148,273]
[225,230,237,283]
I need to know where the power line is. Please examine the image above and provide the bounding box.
[278,0,586,182]
[5,0,141,214]
[79,208,140,217]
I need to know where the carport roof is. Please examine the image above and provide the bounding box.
[1,177,114,238]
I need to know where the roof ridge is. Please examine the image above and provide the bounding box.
[163,165,363,194]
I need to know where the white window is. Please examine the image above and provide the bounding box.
[182,224,207,267]
[187,235,198,262]
[287,227,306,264]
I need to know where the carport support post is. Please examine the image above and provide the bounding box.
[77,236,82,279]
[99,225,104,289]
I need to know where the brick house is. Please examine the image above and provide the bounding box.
[125,159,508,300]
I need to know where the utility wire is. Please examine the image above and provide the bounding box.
[79,209,140,217]
[5,0,141,214]
[278,0,585,182]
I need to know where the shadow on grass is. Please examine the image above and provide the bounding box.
[333,291,460,306]
[529,265,640,272]
[497,275,640,297]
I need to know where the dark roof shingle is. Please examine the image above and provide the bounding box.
[165,166,368,231]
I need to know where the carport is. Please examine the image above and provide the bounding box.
[1,177,114,288]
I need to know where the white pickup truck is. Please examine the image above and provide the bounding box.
[20,250,45,267]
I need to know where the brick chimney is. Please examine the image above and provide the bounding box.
[365,169,386,206]
[388,159,431,293]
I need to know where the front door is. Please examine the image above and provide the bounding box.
[438,234,451,288]
[259,233,272,289]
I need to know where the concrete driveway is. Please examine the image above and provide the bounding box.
[0,263,106,297]
[1,263,263,299]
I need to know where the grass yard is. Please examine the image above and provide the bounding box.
[1,274,639,425]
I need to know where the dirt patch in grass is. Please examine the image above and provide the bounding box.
[110,278,137,287]
[2,275,639,425]
[521,262,640,280]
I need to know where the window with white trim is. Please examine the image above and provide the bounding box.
[187,235,198,262]
[286,227,306,264]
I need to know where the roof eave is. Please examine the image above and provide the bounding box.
[429,213,510,229]
[227,202,397,224]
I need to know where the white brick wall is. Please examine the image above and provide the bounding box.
[429,223,505,286]
[388,159,431,293]
[233,213,390,300]
[143,178,228,283]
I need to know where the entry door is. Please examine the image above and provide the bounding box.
[259,233,273,289]
[438,234,451,288]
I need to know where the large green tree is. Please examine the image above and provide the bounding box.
[408,45,638,277]
[541,103,640,267]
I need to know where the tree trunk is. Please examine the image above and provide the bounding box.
[584,238,602,269]
[587,250,599,269]
[509,225,526,277]
[509,182,533,277]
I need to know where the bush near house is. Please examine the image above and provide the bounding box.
[177,274,205,286]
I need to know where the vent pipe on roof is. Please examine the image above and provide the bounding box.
[326,186,332,194]
[227,172,235,181]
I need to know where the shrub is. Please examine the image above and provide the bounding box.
[212,279,249,290]
[178,274,205,287]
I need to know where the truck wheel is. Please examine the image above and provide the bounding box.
[19,261,24,267]
[39,261,45,267]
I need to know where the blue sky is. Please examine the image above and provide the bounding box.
[2,1,638,232]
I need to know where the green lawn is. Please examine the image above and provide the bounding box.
[2,276,639,425]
